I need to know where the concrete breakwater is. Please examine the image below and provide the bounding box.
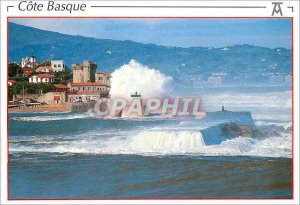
[69,104,260,141]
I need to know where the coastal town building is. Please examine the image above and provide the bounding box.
[67,82,108,92]
[37,91,67,105]
[95,72,111,85]
[51,60,65,72]
[15,58,111,107]
[69,60,110,102]
[21,54,36,68]
[72,61,97,83]
[35,65,53,73]
[22,67,33,77]
[35,60,65,73]
[54,84,70,91]
[67,92,102,103]
[29,74,54,84]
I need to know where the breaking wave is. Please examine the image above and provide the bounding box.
[10,126,292,158]
[109,59,173,98]
[129,131,205,153]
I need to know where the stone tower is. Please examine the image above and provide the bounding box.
[72,61,97,83]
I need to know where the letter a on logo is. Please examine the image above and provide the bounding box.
[272,2,283,16]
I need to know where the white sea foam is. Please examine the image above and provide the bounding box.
[252,113,292,121]
[202,91,292,110]
[11,112,93,122]
[109,60,173,98]
[203,134,292,158]
[10,126,292,158]
[255,120,292,129]
[128,131,205,153]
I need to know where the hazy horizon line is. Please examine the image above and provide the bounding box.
[9,21,292,50]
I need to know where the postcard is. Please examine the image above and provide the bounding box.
[0,0,299,204]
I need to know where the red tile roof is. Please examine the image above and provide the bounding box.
[23,70,32,73]
[35,65,53,72]
[71,82,107,86]
[68,91,101,95]
[23,70,33,77]
[22,66,32,70]
[35,74,54,78]
[48,90,66,93]
[96,72,110,74]
[54,84,69,89]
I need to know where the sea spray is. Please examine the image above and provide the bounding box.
[9,127,292,158]
[128,130,205,153]
[109,60,173,98]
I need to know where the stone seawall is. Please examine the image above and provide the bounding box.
[70,102,95,113]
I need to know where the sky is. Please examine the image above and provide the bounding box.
[9,18,292,49]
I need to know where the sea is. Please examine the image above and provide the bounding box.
[8,86,292,199]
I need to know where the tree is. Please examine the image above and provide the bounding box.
[9,63,23,77]
[8,81,55,99]
[53,70,72,84]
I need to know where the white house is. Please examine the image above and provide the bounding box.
[21,55,36,68]
[35,65,53,73]
[29,74,54,84]
[51,60,65,72]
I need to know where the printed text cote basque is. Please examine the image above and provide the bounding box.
[18,1,87,13]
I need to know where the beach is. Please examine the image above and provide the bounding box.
[8,104,71,113]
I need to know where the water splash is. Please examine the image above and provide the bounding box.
[109,60,173,98]
[10,127,292,158]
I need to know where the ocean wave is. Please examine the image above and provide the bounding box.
[10,127,292,158]
[255,120,292,128]
[11,112,93,122]
[252,113,292,121]
[202,91,292,110]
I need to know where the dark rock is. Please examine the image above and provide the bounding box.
[222,123,254,138]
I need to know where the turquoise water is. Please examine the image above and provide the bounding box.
[8,112,292,199]
[9,153,292,199]
[8,88,293,199]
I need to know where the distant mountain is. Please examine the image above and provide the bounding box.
[9,22,291,79]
